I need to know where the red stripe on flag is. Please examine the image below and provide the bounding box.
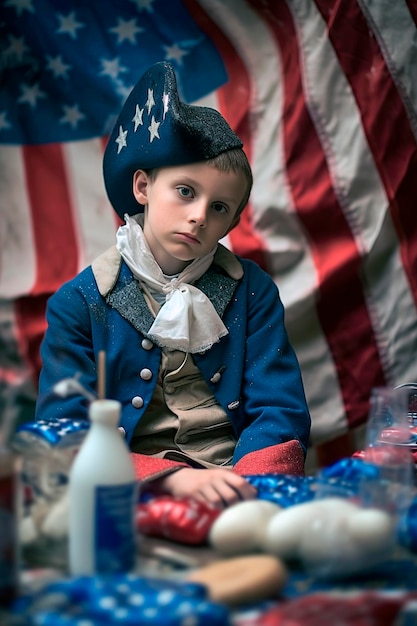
[183,0,268,270]
[315,0,417,308]
[23,144,79,296]
[259,0,386,428]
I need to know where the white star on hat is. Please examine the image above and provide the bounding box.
[162,92,169,119]
[145,88,155,115]
[132,105,144,131]
[148,116,160,142]
[116,125,128,153]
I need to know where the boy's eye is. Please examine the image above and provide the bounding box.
[212,202,228,214]
[177,186,193,198]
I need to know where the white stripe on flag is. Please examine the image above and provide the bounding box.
[291,0,417,387]
[63,139,118,273]
[360,0,417,139]
[199,0,349,439]
[0,147,37,298]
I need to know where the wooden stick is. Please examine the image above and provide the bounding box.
[97,350,106,400]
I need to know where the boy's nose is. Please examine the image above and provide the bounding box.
[189,202,208,227]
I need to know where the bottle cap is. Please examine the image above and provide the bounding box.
[89,399,121,427]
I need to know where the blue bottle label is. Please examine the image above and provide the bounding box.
[95,482,137,573]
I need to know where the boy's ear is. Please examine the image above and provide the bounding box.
[132,170,149,205]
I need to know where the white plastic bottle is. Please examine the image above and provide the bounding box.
[68,399,138,576]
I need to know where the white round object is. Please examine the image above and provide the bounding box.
[263,497,359,561]
[209,499,282,556]
[347,508,395,550]
[299,501,394,578]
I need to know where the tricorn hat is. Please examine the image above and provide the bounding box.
[103,61,243,219]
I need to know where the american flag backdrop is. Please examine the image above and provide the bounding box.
[2,0,417,459]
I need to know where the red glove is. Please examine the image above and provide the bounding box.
[136,495,221,545]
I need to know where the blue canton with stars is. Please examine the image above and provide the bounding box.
[0,0,228,145]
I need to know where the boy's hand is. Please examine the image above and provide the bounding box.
[151,468,257,509]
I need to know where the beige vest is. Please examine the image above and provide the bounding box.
[129,286,237,468]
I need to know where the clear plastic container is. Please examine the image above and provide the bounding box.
[300,386,414,580]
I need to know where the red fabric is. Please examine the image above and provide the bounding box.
[236,591,417,626]
[136,495,221,545]
[234,440,305,476]
[131,440,305,485]
[130,452,189,483]
[23,144,79,296]
[264,0,387,430]
[4,1,417,454]
[316,0,417,304]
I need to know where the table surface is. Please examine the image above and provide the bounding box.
[18,531,417,593]
[3,532,417,625]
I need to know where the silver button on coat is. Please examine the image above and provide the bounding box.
[132,396,144,408]
[139,368,153,381]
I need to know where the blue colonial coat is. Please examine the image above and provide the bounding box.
[36,244,311,481]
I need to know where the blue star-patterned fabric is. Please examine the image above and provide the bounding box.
[245,462,417,557]
[12,419,91,500]
[245,457,407,508]
[12,574,231,625]
[1,0,228,145]
[13,418,90,448]
[245,474,317,507]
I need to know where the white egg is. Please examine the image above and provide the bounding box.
[299,502,395,578]
[263,497,359,561]
[347,508,395,550]
[299,506,360,576]
[209,499,282,556]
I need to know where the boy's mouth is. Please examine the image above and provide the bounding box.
[176,232,201,244]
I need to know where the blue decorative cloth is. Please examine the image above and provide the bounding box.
[247,462,417,556]
[320,457,381,481]
[14,418,89,448]
[245,460,377,508]
[245,474,316,507]
[14,412,417,557]
[12,419,90,502]
[12,574,230,625]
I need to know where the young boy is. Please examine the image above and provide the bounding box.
[35,62,311,508]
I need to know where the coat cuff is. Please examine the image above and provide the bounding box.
[233,440,305,476]
[130,452,189,483]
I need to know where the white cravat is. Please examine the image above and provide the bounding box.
[116,214,228,353]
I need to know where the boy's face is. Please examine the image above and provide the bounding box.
[133,162,246,275]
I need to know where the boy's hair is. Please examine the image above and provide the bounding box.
[147,148,253,217]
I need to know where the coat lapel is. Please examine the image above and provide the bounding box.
[196,266,239,318]
[106,273,155,335]
[107,264,239,335]
[94,244,241,336]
